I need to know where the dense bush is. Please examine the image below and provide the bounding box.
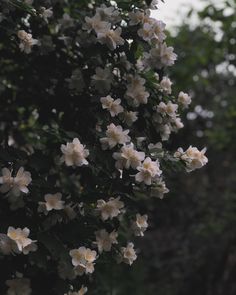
[0,0,207,294]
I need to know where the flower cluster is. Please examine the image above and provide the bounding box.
[84,5,124,50]
[69,247,97,276]
[175,146,208,172]
[0,226,37,255]
[17,30,38,54]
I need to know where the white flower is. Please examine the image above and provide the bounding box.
[65,286,88,295]
[113,143,145,170]
[97,26,125,50]
[83,14,110,34]
[91,67,113,93]
[138,20,166,42]
[95,229,118,253]
[100,123,130,150]
[38,192,65,214]
[178,91,192,108]
[175,146,208,172]
[6,277,32,295]
[123,111,138,126]
[160,76,172,94]
[147,42,177,69]
[13,167,32,195]
[17,30,38,54]
[172,117,184,130]
[96,4,121,23]
[0,167,32,197]
[7,227,35,252]
[158,42,177,67]
[40,7,53,23]
[127,74,146,88]
[100,95,124,117]
[129,10,151,26]
[132,90,150,106]
[121,242,137,265]
[135,157,162,185]
[97,197,124,221]
[150,179,169,199]
[61,138,89,167]
[132,214,148,237]
[0,168,14,194]
[138,22,154,42]
[157,101,178,118]
[69,247,97,276]
[152,20,166,42]
[125,75,149,106]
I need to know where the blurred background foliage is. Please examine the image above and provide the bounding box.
[113,1,236,294]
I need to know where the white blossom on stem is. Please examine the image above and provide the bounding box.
[17,30,38,54]
[38,192,65,214]
[122,111,138,126]
[157,101,178,118]
[160,76,172,94]
[97,197,124,221]
[96,4,121,23]
[7,227,35,253]
[113,143,145,170]
[83,14,110,34]
[69,247,97,276]
[178,91,192,108]
[121,242,137,265]
[100,95,124,117]
[97,25,124,50]
[61,138,89,167]
[146,42,177,69]
[175,146,208,172]
[138,20,166,43]
[40,7,53,23]
[100,123,130,150]
[135,157,162,185]
[0,167,32,197]
[129,10,151,26]
[132,214,148,237]
[125,75,149,106]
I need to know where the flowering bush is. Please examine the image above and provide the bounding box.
[0,0,208,294]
